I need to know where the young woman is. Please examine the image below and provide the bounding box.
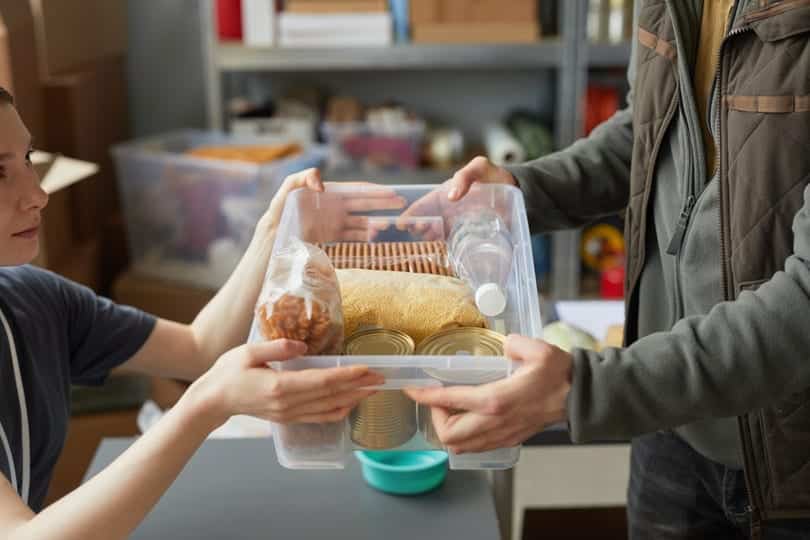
[0,86,399,539]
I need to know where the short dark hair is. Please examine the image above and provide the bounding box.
[0,86,14,106]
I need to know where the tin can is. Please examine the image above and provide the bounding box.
[417,402,443,448]
[345,328,418,450]
[344,328,415,356]
[416,327,507,448]
[417,327,506,385]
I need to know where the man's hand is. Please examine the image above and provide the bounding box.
[405,335,572,454]
[397,156,518,240]
[445,155,518,201]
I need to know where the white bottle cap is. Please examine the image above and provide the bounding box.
[475,283,507,317]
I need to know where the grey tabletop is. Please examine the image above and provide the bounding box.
[85,437,501,540]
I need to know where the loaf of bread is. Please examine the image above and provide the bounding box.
[336,269,486,345]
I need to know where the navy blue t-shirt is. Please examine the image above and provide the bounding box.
[0,266,156,510]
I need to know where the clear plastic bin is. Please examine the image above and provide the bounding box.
[249,183,542,470]
[112,130,327,289]
[321,121,425,172]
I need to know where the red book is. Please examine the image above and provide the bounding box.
[216,0,243,41]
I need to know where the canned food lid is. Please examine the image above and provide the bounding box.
[344,328,415,355]
[416,327,504,356]
[417,327,506,384]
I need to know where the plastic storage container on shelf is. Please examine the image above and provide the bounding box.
[112,130,327,290]
[321,120,425,172]
[248,183,542,471]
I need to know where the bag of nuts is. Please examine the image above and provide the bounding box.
[255,239,345,355]
[254,240,346,453]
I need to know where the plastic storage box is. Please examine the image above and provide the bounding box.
[321,120,425,172]
[112,130,326,290]
[249,183,542,470]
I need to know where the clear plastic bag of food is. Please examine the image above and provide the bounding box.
[255,239,344,355]
[253,239,346,451]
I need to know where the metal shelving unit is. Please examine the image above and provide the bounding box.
[217,41,564,71]
[585,41,633,67]
[200,0,631,302]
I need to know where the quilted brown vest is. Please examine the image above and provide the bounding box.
[625,0,810,530]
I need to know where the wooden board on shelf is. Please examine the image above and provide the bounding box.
[410,0,536,24]
[441,0,537,23]
[412,22,540,45]
[285,0,388,13]
[215,41,563,71]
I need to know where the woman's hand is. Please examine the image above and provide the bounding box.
[256,168,325,241]
[189,339,385,427]
[253,168,407,247]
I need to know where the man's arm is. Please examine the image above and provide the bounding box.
[408,184,810,453]
[568,184,810,442]
[504,3,638,233]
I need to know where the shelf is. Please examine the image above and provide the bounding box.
[217,41,564,71]
[586,42,632,67]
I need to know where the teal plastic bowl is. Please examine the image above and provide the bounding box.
[354,450,449,495]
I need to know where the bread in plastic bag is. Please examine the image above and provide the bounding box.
[256,239,344,355]
[336,268,487,345]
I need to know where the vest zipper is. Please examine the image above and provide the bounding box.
[665,1,709,257]
[665,195,696,255]
[716,5,764,533]
[750,504,763,540]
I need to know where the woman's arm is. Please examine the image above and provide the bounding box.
[0,339,382,540]
[186,170,326,373]
[119,170,405,381]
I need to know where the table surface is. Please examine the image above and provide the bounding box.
[85,438,501,540]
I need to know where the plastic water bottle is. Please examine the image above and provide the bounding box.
[448,210,513,317]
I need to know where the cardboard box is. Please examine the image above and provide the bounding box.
[43,56,130,244]
[0,0,44,140]
[32,151,99,269]
[112,270,214,411]
[412,22,540,44]
[29,0,127,76]
[51,238,101,291]
[45,409,139,506]
[410,0,537,25]
[112,269,215,323]
[286,0,388,13]
[409,0,439,24]
[441,0,537,23]
[149,377,189,410]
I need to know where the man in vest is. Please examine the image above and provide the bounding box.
[406,1,810,538]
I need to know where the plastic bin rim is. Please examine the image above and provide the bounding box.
[288,182,524,197]
[273,354,514,367]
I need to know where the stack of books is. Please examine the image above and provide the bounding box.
[279,0,393,47]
